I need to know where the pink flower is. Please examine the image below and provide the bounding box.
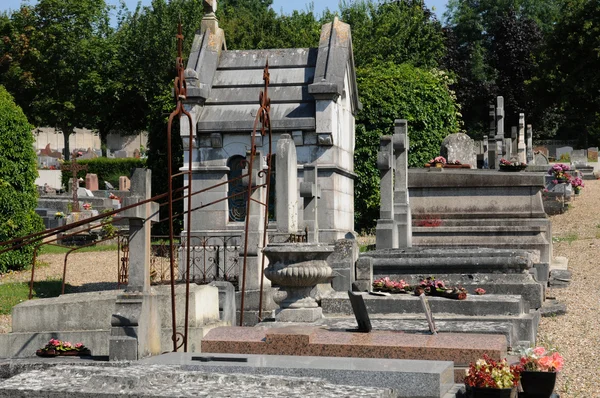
[475,288,486,295]
[533,347,546,357]
[63,342,72,348]
[551,352,564,371]
[75,343,84,349]
[50,339,60,347]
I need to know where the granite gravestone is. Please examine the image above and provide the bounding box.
[440,133,477,168]
[571,149,587,166]
[555,146,573,162]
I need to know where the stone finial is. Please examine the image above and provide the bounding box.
[204,0,217,13]
[202,0,219,33]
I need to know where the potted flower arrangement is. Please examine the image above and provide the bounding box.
[36,338,91,357]
[464,354,521,397]
[54,211,65,219]
[518,346,564,397]
[499,158,527,172]
[570,176,584,194]
[372,277,412,294]
[548,164,572,184]
[82,202,92,210]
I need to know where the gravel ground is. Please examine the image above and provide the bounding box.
[0,181,598,396]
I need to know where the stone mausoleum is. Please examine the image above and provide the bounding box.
[180,2,360,244]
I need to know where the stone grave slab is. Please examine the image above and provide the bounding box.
[587,147,598,162]
[555,146,573,162]
[440,133,476,168]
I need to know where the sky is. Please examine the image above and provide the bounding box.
[1,1,449,21]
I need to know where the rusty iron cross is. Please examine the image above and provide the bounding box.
[61,158,88,212]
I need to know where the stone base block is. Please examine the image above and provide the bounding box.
[0,330,109,358]
[275,307,323,323]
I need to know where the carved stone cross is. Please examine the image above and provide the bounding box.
[61,158,88,212]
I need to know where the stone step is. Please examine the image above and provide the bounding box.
[321,292,527,317]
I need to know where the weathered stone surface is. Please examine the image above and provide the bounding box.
[0,365,395,398]
[440,133,477,169]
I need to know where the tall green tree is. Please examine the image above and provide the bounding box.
[340,0,445,68]
[0,0,114,159]
[0,86,44,273]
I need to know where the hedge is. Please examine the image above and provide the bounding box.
[60,157,146,190]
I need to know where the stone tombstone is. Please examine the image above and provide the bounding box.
[587,147,598,162]
[571,149,587,166]
[495,96,504,169]
[119,176,131,191]
[511,126,518,158]
[504,138,512,159]
[275,134,298,234]
[114,150,128,158]
[78,148,98,160]
[85,173,99,191]
[555,146,573,162]
[440,133,476,168]
[534,151,549,165]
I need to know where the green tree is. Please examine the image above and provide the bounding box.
[535,0,600,145]
[354,63,460,232]
[0,86,44,273]
[0,0,115,159]
[340,0,445,68]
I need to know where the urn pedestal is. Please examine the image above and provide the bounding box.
[263,243,334,322]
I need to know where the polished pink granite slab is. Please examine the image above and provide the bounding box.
[201,326,507,366]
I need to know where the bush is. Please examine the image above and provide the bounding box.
[60,157,146,190]
[354,63,461,232]
[0,85,44,273]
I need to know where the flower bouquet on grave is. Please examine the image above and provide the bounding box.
[548,163,572,184]
[517,346,563,397]
[571,176,584,194]
[425,156,447,168]
[36,339,91,357]
[372,277,413,294]
[415,276,467,300]
[82,203,92,210]
[499,158,527,171]
[464,354,521,397]
[54,212,65,219]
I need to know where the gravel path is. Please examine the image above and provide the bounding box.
[0,180,598,396]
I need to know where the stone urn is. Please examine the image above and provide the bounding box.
[263,243,333,322]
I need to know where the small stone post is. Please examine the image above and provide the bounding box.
[376,135,397,249]
[110,169,161,361]
[526,124,533,164]
[275,134,298,234]
[495,96,504,169]
[393,120,412,248]
[300,164,321,243]
[518,113,527,164]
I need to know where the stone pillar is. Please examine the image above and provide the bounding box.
[376,136,397,249]
[518,113,526,164]
[119,176,131,191]
[237,151,276,325]
[482,135,489,169]
[393,120,412,248]
[110,169,161,361]
[511,126,518,158]
[488,104,496,168]
[275,134,298,234]
[527,124,533,164]
[495,96,504,168]
[300,164,321,244]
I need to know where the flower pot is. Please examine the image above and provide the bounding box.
[520,371,556,397]
[467,386,515,398]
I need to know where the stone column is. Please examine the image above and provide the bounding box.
[495,96,504,168]
[300,164,321,243]
[376,136,397,249]
[518,113,526,164]
[237,150,276,325]
[526,124,533,164]
[511,126,518,158]
[393,120,412,248]
[488,104,496,168]
[110,169,161,361]
[275,134,298,234]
